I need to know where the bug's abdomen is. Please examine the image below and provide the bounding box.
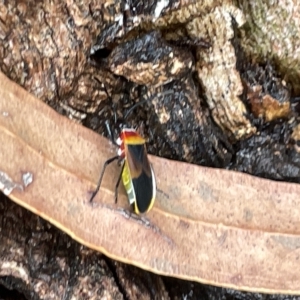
[121,161,136,205]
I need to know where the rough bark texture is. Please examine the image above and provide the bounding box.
[1,0,300,299]
[237,0,300,94]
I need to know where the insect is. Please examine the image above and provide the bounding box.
[90,122,156,214]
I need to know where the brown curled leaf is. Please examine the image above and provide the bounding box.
[1,71,300,294]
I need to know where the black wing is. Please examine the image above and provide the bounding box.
[126,144,156,213]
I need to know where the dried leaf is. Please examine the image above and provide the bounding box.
[1,71,300,294]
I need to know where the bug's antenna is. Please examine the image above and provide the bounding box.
[105,120,118,146]
[123,90,174,121]
[92,76,120,144]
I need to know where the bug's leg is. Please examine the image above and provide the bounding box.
[114,161,125,204]
[90,155,119,203]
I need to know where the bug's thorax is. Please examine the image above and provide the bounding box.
[116,128,146,157]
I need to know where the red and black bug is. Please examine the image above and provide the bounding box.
[89,84,157,215]
[90,126,156,214]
